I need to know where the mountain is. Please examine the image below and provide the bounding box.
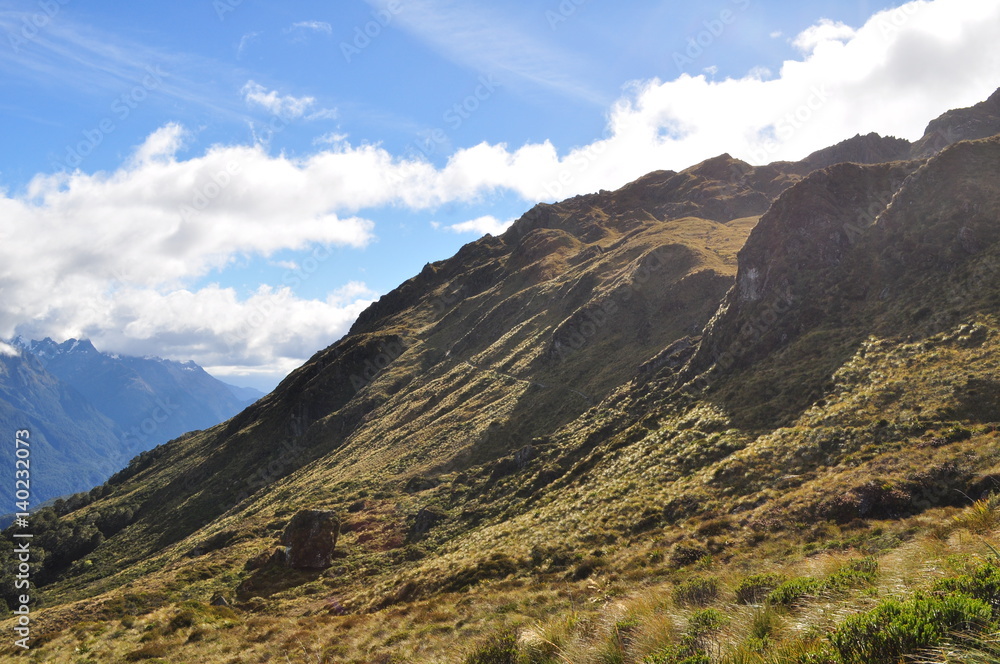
[0,339,259,510]
[221,382,266,404]
[4,90,1000,664]
[16,337,259,450]
[0,350,126,510]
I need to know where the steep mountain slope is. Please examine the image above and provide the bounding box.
[31,155,782,571]
[4,91,1000,664]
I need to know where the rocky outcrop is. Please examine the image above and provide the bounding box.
[781,133,912,175]
[281,510,341,569]
[911,87,1000,157]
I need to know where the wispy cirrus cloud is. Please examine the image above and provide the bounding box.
[364,0,607,105]
[0,11,247,121]
[237,31,262,59]
[289,20,333,35]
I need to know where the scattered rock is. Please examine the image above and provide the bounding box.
[411,507,445,540]
[210,594,230,607]
[514,445,535,469]
[281,510,341,569]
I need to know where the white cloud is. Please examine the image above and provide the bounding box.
[241,80,336,121]
[237,31,261,59]
[792,18,856,53]
[314,132,350,147]
[0,130,383,381]
[91,282,378,385]
[290,21,333,34]
[392,0,999,197]
[434,215,515,236]
[0,341,19,357]
[241,80,315,118]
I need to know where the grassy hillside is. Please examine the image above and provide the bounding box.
[2,126,1000,662]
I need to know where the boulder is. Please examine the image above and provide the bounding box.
[281,510,341,569]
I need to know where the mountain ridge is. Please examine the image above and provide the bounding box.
[4,88,1000,664]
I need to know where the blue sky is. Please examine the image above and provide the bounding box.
[1,0,998,390]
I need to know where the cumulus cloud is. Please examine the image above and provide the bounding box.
[0,128,382,383]
[241,81,336,120]
[792,18,856,53]
[433,216,515,236]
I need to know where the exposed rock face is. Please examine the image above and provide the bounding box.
[911,87,1000,157]
[782,133,913,175]
[281,510,341,569]
[680,135,1000,427]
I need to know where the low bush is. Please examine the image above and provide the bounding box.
[465,628,520,664]
[672,577,720,607]
[734,573,784,604]
[123,642,170,661]
[935,559,1000,612]
[829,593,992,664]
[825,557,878,592]
[766,577,825,606]
[953,494,1000,534]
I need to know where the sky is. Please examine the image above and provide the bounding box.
[0,0,998,391]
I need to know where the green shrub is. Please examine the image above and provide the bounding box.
[746,607,781,645]
[825,557,878,592]
[670,541,709,567]
[935,560,1000,611]
[672,577,720,607]
[643,645,709,664]
[829,594,992,664]
[766,577,825,606]
[687,608,729,637]
[735,573,784,604]
[465,628,520,664]
[166,610,197,633]
[944,424,973,442]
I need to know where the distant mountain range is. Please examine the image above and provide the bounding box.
[0,338,263,508]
